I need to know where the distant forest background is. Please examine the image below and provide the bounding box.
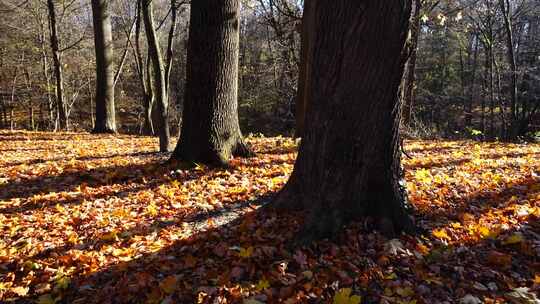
[0,0,539,139]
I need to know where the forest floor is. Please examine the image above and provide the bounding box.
[0,130,539,304]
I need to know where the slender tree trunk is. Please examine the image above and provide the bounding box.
[494,57,506,138]
[272,0,414,242]
[294,0,316,138]
[481,47,489,137]
[500,0,519,138]
[24,68,35,130]
[133,2,154,136]
[142,0,170,152]
[38,19,54,129]
[165,0,178,94]
[46,0,67,131]
[144,55,155,135]
[87,75,95,129]
[91,0,116,133]
[0,95,5,129]
[113,19,136,88]
[10,60,20,130]
[466,35,479,128]
[489,44,495,139]
[401,0,421,129]
[171,0,253,166]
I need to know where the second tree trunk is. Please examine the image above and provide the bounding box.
[91,0,116,133]
[171,0,251,166]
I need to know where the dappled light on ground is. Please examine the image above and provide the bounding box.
[0,131,539,303]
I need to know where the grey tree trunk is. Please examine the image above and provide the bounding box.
[142,0,170,152]
[165,0,178,94]
[46,0,67,130]
[91,0,116,133]
[133,1,154,136]
[37,16,54,129]
[272,0,414,242]
[171,0,253,166]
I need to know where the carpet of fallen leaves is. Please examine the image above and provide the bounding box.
[0,130,539,304]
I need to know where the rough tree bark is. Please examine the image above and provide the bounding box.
[142,0,170,152]
[171,0,252,166]
[401,0,421,129]
[46,0,67,130]
[294,0,316,138]
[271,0,415,242]
[91,0,117,133]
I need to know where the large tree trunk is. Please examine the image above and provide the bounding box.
[272,0,414,242]
[142,0,170,152]
[294,0,316,138]
[171,0,252,166]
[46,0,67,131]
[91,0,117,133]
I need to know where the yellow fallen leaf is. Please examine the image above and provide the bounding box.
[478,226,499,239]
[333,288,361,304]
[450,222,462,229]
[502,233,524,245]
[146,203,158,217]
[67,233,79,245]
[10,286,29,296]
[414,169,432,183]
[238,246,254,258]
[101,230,118,242]
[256,278,270,291]
[112,208,128,218]
[55,204,65,213]
[302,271,313,280]
[55,275,70,290]
[112,248,129,257]
[432,228,450,240]
[36,294,60,304]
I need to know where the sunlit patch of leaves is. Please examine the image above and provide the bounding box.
[0,131,538,303]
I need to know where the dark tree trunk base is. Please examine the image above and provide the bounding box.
[91,127,117,134]
[269,176,416,244]
[171,135,254,168]
[232,139,255,158]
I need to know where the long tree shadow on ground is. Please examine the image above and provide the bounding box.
[13,189,538,304]
[0,157,171,203]
[1,151,159,168]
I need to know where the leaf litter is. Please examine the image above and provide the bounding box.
[0,131,539,303]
